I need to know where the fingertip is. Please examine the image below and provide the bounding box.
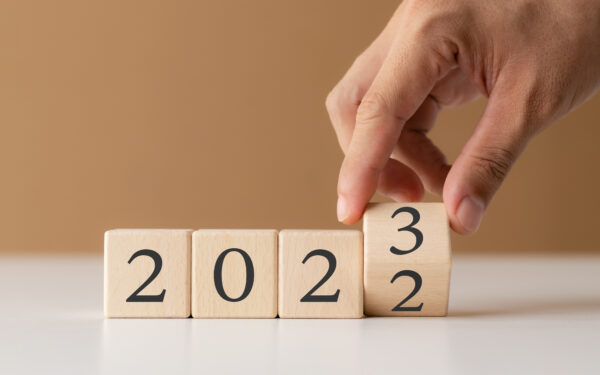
[336,156,380,225]
[449,217,471,235]
[336,195,350,223]
[443,178,485,235]
[457,195,485,233]
[336,194,365,225]
[448,196,485,235]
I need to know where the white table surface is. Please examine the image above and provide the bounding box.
[1,254,599,375]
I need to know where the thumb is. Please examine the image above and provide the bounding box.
[443,81,534,234]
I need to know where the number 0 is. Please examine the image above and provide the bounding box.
[213,248,255,302]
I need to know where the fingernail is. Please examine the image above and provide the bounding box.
[457,195,485,233]
[337,196,349,223]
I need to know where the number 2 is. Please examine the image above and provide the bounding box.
[300,249,340,302]
[390,270,423,311]
[126,249,166,302]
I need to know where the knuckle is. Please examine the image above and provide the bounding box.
[409,0,467,36]
[523,78,565,128]
[325,88,340,114]
[496,68,558,140]
[351,52,372,69]
[403,0,443,15]
[355,91,393,126]
[405,12,462,79]
[326,82,363,118]
[469,146,515,183]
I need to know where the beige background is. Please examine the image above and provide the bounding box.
[0,0,598,254]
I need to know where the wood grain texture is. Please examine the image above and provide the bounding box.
[104,229,192,318]
[363,203,451,317]
[278,230,363,318]
[192,230,277,318]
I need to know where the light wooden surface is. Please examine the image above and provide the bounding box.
[278,230,363,318]
[364,203,451,316]
[104,229,192,318]
[192,230,277,318]
[2,254,600,374]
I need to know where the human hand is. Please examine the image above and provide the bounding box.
[326,0,600,234]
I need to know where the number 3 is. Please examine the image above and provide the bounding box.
[389,207,423,255]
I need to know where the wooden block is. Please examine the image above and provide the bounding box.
[363,202,451,316]
[278,230,363,318]
[191,230,278,318]
[104,229,192,318]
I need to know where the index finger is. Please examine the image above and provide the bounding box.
[337,35,457,224]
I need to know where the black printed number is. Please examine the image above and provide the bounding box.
[214,248,255,302]
[390,206,423,255]
[390,270,423,311]
[389,206,425,312]
[126,249,166,302]
[300,249,340,302]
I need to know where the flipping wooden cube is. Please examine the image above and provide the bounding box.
[191,230,278,318]
[278,230,363,318]
[104,229,192,318]
[363,203,451,316]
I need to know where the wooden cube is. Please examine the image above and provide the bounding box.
[104,229,192,318]
[363,203,451,316]
[191,230,278,318]
[278,230,363,318]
